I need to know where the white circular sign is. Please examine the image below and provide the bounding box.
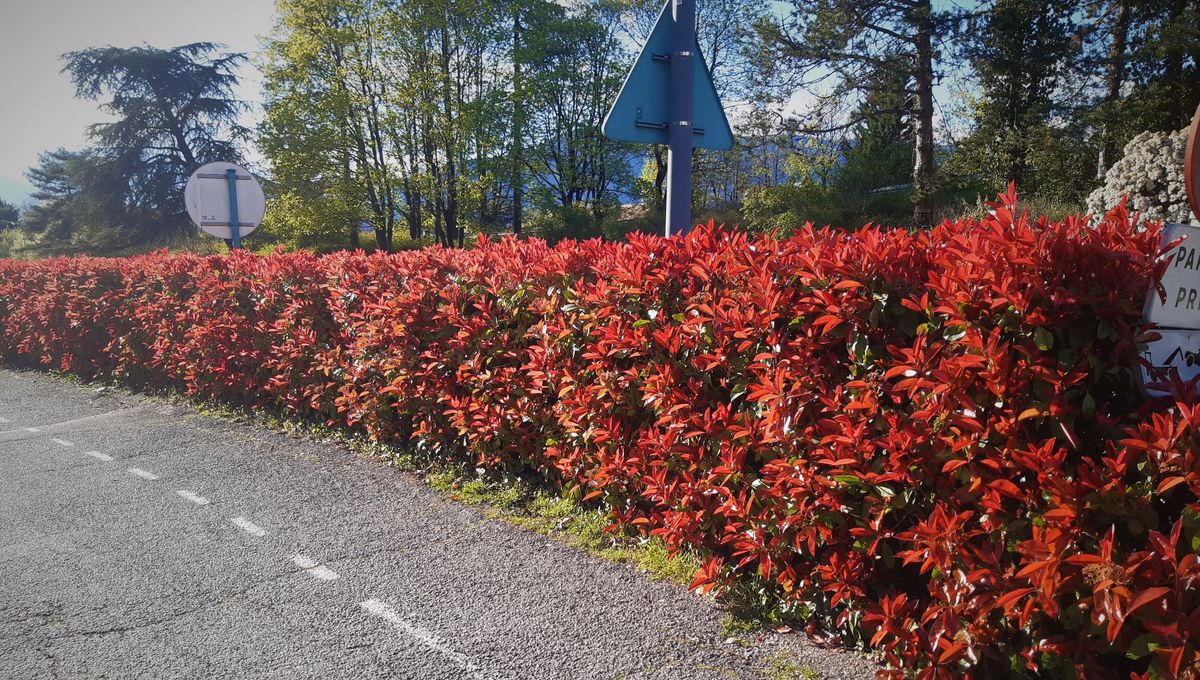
[184,161,266,240]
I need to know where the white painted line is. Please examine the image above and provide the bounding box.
[292,555,338,581]
[176,490,211,506]
[82,451,113,462]
[127,467,159,481]
[50,438,74,447]
[293,554,319,568]
[0,416,9,423]
[360,599,489,679]
[230,517,267,537]
[22,427,40,433]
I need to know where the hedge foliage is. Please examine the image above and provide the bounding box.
[2,189,1199,679]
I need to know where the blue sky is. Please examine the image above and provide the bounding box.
[0,0,276,206]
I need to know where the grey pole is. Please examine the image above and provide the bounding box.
[664,0,695,238]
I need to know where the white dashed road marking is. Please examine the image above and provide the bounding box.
[360,599,490,679]
[293,555,339,581]
[176,490,211,506]
[127,467,159,481]
[22,427,40,433]
[83,451,113,462]
[0,416,9,423]
[50,438,74,446]
[230,517,267,537]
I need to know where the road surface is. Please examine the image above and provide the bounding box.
[0,368,877,679]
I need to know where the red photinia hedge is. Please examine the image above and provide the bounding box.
[3,188,1199,678]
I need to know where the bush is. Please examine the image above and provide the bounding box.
[2,188,1197,679]
[1088,127,1193,225]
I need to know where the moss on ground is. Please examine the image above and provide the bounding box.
[721,613,763,639]
[428,466,699,586]
[762,654,820,680]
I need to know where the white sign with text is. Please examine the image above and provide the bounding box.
[1145,223,1200,329]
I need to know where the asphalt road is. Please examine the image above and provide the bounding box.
[0,368,877,680]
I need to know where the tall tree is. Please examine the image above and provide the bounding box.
[836,57,915,195]
[62,43,248,242]
[261,0,644,250]
[511,1,526,235]
[261,0,372,250]
[1089,0,1199,178]
[1092,0,1132,178]
[0,199,18,230]
[959,0,1081,190]
[19,149,150,254]
[755,0,947,225]
[524,1,632,225]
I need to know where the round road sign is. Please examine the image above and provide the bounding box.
[184,162,266,240]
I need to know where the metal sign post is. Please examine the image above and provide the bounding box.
[665,0,696,238]
[601,0,733,238]
[225,168,243,249]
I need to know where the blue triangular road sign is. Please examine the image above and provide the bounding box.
[602,1,734,151]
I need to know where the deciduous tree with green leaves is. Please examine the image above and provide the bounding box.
[259,0,375,250]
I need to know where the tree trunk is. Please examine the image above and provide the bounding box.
[440,24,460,247]
[406,186,422,241]
[511,3,524,236]
[653,146,668,210]
[1163,0,1193,123]
[1096,0,1129,180]
[911,0,937,227]
[343,151,359,249]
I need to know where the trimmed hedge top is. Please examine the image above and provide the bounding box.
[2,188,1197,679]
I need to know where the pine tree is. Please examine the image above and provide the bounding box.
[0,199,18,230]
[755,0,947,225]
[958,0,1081,191]
[836,58,914,195]
[1090,0,1200,178]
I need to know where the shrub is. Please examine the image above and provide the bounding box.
[1,188,1197,679]
[1088,127,1193,225]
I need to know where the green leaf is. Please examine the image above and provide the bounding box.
[1034,327,1054,351]
[1183,506,1200,527]
[877,539,895,568]
[1126,633,1160,660]
[1081,393,1096,419]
